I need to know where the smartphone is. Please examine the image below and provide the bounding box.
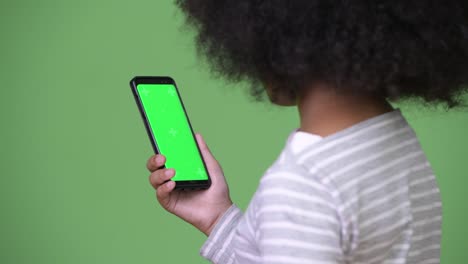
[130,76,211,190]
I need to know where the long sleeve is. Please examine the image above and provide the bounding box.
[201,110,441,263]
[200,204,243,263]
[253,170,345,263]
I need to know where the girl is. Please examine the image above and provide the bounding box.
[147,1,468,263]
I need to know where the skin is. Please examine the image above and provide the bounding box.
[147,134,232,236]
[147,82,394,236]
[296,83,394,137]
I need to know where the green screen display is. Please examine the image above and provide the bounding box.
[136,83,208,182]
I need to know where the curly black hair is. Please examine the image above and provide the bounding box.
[175,0,468,107]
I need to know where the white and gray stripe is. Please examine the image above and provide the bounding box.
[200,109,441,263]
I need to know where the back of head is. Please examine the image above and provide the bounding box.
[176,0,468,108]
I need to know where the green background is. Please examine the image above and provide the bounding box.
[137,83,208,182]
[1,0,467,263]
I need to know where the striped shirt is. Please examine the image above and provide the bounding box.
[200,109,442,264]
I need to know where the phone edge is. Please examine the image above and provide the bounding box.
[129,76,212,190]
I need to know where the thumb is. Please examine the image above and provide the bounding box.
[195,133,214,160]
[195,133,222,174]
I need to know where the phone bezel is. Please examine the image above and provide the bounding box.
[130,76,211,190]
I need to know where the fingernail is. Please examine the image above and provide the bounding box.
[165,169,173,177]
[167,181,175,188]
[155,155,163,164]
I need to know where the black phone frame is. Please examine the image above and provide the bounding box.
[130,76,211,190]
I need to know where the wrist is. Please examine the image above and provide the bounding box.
[202,201,233,236]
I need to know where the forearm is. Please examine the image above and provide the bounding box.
[200,204,243,263]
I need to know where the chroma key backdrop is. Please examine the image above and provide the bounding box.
[136,83,209,182]
[1,0,467,263]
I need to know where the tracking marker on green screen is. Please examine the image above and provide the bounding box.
[136,83,209,183]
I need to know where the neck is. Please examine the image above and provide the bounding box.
[297,84,394,137]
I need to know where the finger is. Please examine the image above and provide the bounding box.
[195,133,218,164]
[195,133,223,176]
[156,180,176,205]
[149,168,175,189]
[195,133,212,156]
[147,154,166,172]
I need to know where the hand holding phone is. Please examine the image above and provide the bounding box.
[131,76,211,189]
[147,134,233,236]
[131,76,232,235]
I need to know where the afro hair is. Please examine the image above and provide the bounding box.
[176,0,468,107]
